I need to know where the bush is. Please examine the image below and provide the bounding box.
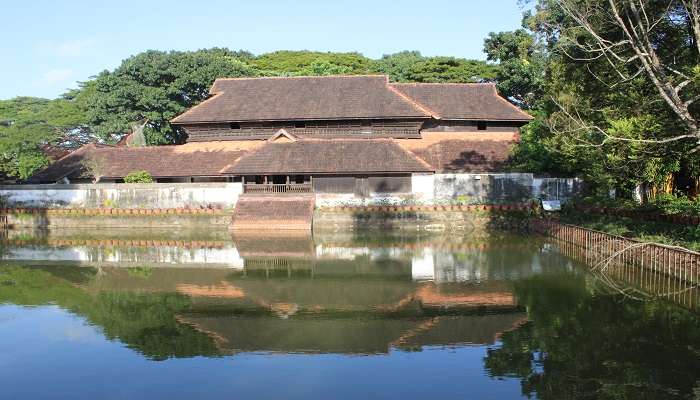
[650,194,699,215]
[123,171,153,183]
[575,193,700,216]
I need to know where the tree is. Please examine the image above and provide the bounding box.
[550,0,700,149]
[251,50,372,75]
[484,29,546,109]
[0,95,92,179]
[84,48,259,145]
[501,0,700,198]
[372,51,498,83]
[484,274,700,399]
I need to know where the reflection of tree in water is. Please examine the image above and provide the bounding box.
[0,266,220,360]
[483,274,700,399]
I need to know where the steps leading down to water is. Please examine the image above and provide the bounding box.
[230,194,315,231]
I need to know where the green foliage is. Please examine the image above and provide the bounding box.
[485,273,700,398]
[488,2,700,198]
[0,265,221,360]
[522,0,700,197]
[561,204,700,250]
[650,194,700,215]
[575,193,700,217]
[0,95,91,179]
[371,51,497,83]
[484,29,545,109]
[123,170,154,183]
[84,48,259,144]
[251,50,371,75]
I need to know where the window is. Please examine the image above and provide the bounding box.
[229,122,240,129]
[477,121,487,131]
[294,121,306,128]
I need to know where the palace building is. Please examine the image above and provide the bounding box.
[29,75,532,196]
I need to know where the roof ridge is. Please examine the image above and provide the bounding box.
[218,140,268,173]
[171,92,224,122]
[386,83,437,118]
[389,139,435,171]
[52,143,110,163]
[489,85,534,120]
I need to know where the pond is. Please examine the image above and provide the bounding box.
[0,228,698,399]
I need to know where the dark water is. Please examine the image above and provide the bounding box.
[0,229,698,399]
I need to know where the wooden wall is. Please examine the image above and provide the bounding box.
[184,119,424,142]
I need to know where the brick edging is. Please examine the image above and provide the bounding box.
[0,208,231,216]
[318,203,535,213]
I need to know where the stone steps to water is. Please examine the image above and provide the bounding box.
[230,194,315,232]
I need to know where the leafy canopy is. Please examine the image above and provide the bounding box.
[85,48,258,145]
[0,95,90,179]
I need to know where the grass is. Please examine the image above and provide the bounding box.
[559,210,700,251]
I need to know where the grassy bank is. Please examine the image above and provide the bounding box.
[559,210,700,251]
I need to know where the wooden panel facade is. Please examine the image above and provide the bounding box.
[184,119,424,142]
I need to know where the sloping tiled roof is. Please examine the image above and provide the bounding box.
[389,83,533,121]
[171,75,430,123]
[171,75,532,124]
[27,143,114,183]
[28,142,258,182]
[221,139,433,175]
[396,132,517,173]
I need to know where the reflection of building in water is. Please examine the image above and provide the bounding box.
[177,313,527,355]
[1,235,541,357]
[1,244,245,269]
[2,234,560,284]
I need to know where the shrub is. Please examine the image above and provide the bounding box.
[650,194,699,215]
[123,170,154,183]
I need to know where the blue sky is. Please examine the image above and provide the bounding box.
[1,0,527,100]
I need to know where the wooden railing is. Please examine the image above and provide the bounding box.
[531,219,700,310]
[531,219,700,284]
[243,183,313,194]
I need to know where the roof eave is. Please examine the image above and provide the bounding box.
[223,170,433,175]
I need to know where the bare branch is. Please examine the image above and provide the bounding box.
[555,0,700,143]
[551,97,698,147]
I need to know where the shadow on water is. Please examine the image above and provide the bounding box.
[0,227,699,398]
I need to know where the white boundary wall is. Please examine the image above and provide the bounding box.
[316,173,583,207]
[0,175,582,209]
[0,183,243,209]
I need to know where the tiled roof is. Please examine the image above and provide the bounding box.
[221,138,433,175]
[397,132,517,172]
[171,75,430,123]
[390,83,533,121]
[27,144,113,183]
[171,75,532,124]
[28,142,259,182]
[28,131,516,181]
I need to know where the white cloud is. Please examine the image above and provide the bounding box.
[55,38,96,57]
[33,68,75,86]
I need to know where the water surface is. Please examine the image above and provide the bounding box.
[0,229,698,399]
